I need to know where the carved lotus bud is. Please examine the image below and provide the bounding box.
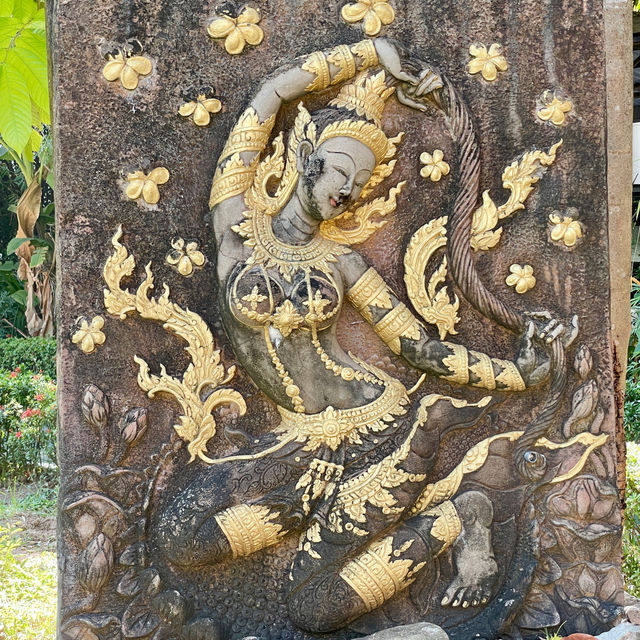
[81,384,110,433]
[120,407,148,447]
[570,380,599,422]
[574,345,593,380]
[79,533,114,593]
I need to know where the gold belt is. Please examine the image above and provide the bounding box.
[275,377,409,452]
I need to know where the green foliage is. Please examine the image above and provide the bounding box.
[0,524,56,639]
[626,378,640,442]
[0,336,56,377]
[0,366,56,481]
[625,443,640,595]
[0,0,48,168]
[0,479,56,515]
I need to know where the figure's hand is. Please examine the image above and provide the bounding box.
[516,321,550,387]
[516,313,579,387]
[374,39,443,112]
[525,311,579,348]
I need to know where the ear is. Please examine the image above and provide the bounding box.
[296,139,315,173]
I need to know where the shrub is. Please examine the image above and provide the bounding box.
[626,378,640,442]
[0,368,57,482]
[625,442,640,594]
[0,337,56,379]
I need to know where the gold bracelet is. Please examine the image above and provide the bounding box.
[375,304,422,355]
[209,155,258,208]
[495,359,526,391]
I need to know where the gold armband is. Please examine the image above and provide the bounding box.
[302,50,332,92]
[214,504,284,559]
[469,350,496,391]
[218,107,276,163]
[351,40,379,70]
[442,343,526,391]
[442,343,470,385]
[327,44,358,85]
[375,303,422,355]
[347,267,392,323]
[209,154,258,208]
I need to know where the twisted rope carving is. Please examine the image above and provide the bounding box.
[438,79,567,476]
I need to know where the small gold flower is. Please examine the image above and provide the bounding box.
[242,286,267,310]
[271,300,304,337]
[549,213,583,247]
[72,316,106,354]
[467,43,508,82]
[538,91,572,126]
[102,52,152,90]
[506,264,536,294]
[179,94,223,127]
[341,0,395,36]
[207,5,264,55]
[420,149,450,182]
[166,238,206,276]
[125,167,170,205]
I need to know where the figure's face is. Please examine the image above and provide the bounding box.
[296,137,376,221]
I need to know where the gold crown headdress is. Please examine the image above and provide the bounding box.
[244,70,404,245]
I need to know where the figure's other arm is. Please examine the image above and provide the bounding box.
[341,253,555,391]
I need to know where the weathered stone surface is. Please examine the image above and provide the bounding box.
[50,0,631,639]
[358,622,448,640]
[596,622,640,640]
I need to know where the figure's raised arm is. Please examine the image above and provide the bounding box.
[341,252,554,391]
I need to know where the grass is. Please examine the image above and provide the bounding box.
[0,482,57,640]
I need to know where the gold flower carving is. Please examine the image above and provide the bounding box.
[179,94,222,127]
[271,300,304,337]
[166,238,206,276]
[549,212,583,248]
[341,0,395,37]
[207,6,264,55]
[72,316,106,354]
[420,150,450,183]
[125,167,170,205]
[467,43,508,82]
[538,91,572,126]
[506,264,536,294]
[102,52,152,90]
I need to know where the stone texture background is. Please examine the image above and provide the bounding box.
[49,0,629,638]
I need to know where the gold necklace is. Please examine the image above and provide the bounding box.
[232,206,351,283]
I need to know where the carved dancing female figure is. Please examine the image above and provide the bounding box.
[157,38,567,632]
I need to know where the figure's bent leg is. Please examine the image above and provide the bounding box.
[287,502,461,633]
[441,490,498,608]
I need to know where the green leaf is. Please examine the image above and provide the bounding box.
[0,0,15,18]
[10,288,26,306]
[11,0,36,22]
[10,26,44,60]
[0,62,32,153]
[23,6,44,31]
[0,261,17,270]
[9,45,49,117]
[29,245,45,267]
[6,236,30,254]
[0,16,22,48]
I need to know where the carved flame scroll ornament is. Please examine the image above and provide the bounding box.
[103,227,245,463]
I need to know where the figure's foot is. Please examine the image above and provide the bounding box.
[441,491,498,608]
[440,553,497,608]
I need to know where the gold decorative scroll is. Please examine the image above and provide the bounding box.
[103,227,246,464]
[410,430,607,516]
[471,141,562,251]
[404,216,460,340]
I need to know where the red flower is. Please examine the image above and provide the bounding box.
[20,408,41,419]
[15,431,22,438]
[9,371,18,378]
[35,394,44,402]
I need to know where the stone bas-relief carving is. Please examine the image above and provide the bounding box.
[52,2,626,640]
